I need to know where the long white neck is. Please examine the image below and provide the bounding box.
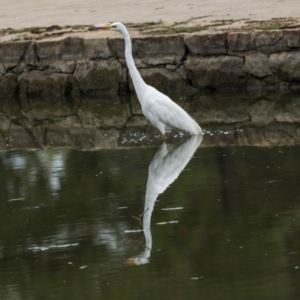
[118,24,147,97]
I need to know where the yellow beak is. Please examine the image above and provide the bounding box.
[90,23,112,30]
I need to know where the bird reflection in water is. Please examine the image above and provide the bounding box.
[126,134,203,265]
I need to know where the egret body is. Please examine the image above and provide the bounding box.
[94,22,202,136]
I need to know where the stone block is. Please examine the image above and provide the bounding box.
[254,30,287,53]
[0,41,30,68]
[36,40,62,65]
[249,100,275,124]
[184,32,228,55]
[78,97,129,128]
[243,51,272,78]
[134,35,185,65]
[74,58,122,95]
[0,73,18,96]
[283,29,300,48]
[185,55,246,89]
[269,50,300,82]
[61,36,84,61]
[83,38,113,59]
[20,70,76,98]
[25,42,38,66]
[135,67,194,93]
[228,32,255,51]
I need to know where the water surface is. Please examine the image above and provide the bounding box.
[1,136,300,299]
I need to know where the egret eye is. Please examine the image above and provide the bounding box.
[110,24,117,29]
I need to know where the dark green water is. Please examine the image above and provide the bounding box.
[1,136,300,300]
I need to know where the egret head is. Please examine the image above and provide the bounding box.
[91,22,124,33]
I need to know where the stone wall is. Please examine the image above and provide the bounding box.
[1,92,300,150]
[1,28,300,97]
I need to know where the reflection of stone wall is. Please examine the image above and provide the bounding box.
[1,93,300,150]
[2,29,300,97]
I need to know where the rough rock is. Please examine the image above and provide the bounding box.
[25,43,38,66]
[274,94,300,122]
[61,37,84,61]
[36,40,62,65]
[107,37,126,58]
[185,55,246,89]
[0,73,18,96]
[19,70,77,98]
[190,94,250,124]
[228,32,255,51]
[69,128,95,149]
[243,51,273,78]
[45,126,72,148]
[0,41,30,68]
[94,129,119,149]
[2,124,38,150]
[19,96,79,121]
[74,58,122,95]
[78,97,130,128]
[0,63,5,77]
[184,32,228,56]
[0,114,11,130]
[254,30,287,53]
[283,29,300,48]
[0,97,22,117]
[249,99,275,124]
[134,35,185,65]
[83,38,113,59]
[269,50,300,82]
[48,61,76,73]
[134,67,194,93]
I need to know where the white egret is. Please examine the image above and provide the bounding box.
[93,22,202,137]
[126,134,203,265]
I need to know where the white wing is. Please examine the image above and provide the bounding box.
[141,86,202,135]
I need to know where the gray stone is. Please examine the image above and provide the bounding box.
[283,29,300,48]
[244,51,273,78]
[254,30,287,53]
[74,58,122,95]
[94,129,120,149]
[0,97,22,117]
[185,55,246,89]
[2,124,37,150]
[275,94,300,123]
[0,114,11,130]
[107,37,126,58]
[0,41,30,68]
[190,94,250,124]
[45,125,72,148]
[249,100,275,124]
[83,38,113,59]
[269,50,300,82]
[48,61,76,73]
[69,128,95,149]
[78,97,129,128]
[0,73,18,96]
[36,40,62,65]
[19,96,76,121]
[0,63,5,77]
[228,32,255,51]
[134,35,185,65]
[184,32,228,55]
[61,37,84,61]
[133,67,194,94]
[20,70,76,98]
[25,42,38,66]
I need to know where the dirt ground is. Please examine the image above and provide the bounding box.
[1,0,300,29]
